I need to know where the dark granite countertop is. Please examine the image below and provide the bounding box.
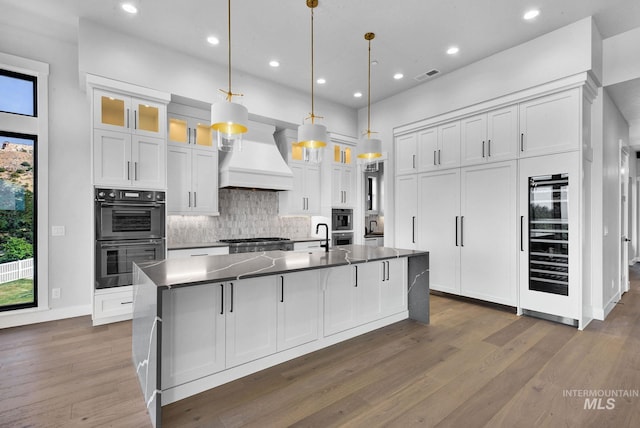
[137,244,428,289]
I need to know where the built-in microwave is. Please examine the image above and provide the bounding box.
[332,208,353,231]
[332,232,353,247]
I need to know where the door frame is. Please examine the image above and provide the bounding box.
[619,144,630,294]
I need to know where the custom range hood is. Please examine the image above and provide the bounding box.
[218,121,294,191]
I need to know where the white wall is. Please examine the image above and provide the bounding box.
[603,27,640,86]
[0,8,92,325]
[78,19,357,137]
[361,17,598,248]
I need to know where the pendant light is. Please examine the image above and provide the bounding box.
[211,0,248,152]
[297,0,327,162]
[357,32,382,160]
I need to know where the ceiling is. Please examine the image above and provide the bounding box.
[3,0,640,116]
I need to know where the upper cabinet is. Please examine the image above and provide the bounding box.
[395,121,461,175]
[395,133,418,175]
[518,88,580,158]
[461,105,518,166]
[330,138,356,208]
[333,143,352,166]
[93,89,166,139]
[168,113,215,150]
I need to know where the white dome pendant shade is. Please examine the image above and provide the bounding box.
[211,0,248,152]
[297,0,327,163]
[212,100,248,152]
[357,32,383,160]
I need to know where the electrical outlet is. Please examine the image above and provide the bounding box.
[51,226,65,236]
[52,288,61,299]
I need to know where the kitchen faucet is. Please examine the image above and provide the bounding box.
[316,223,329,252]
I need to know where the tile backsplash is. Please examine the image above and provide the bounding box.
[167,188,310,245]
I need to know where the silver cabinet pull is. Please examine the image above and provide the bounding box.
[193,192,197,207]
[412,154,416,169]
[126,108,130,128]
[134,109,138,130]
[488,139,491,157]
[134,162,138,180]
[194,128,197,144]
[127,161,130,180]
[354,266,358,287]
[188,191,191,207]
[230,282,234,313]
[438,149,441,165]
[433,150,437,166]
[386,261,390,281]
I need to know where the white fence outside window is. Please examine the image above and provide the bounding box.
[0,258,34,284]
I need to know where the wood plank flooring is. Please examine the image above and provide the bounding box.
[1,268,639,427]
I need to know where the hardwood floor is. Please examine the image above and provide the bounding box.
[2,269,639,427]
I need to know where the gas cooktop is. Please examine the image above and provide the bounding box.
[218,237,294,253]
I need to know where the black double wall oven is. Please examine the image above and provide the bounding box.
[95,188,166,289]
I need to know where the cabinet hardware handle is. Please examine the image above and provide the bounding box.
[187,128,191,144]
[121,301,133,305]
[194,192,197,207]
[280,276,284,303]
[386,261,390,281]
[460,216,464,247]
[433,150,437,166]
[191,254,208,257]
[455,216,459,246]
[488,139,491,157]
[194,128,197,144]
[126,108,130,128]
[382,261,386,282]
[520,215,524,252]
[438,149,441,165]
[134,110,137,130]
[412,216,416,244]
[134,162,138,180]
[230,282,234,313]
[482,141,485,158]
[127,161,130,180]
[188,191,191,207]
[220,284,224,315]
[412,154,416,169]
[520,133,524,152]
[355,266,358,287]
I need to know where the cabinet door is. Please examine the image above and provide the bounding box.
[193,119,214,149]
[167,146,191,213]
[331,165,343,206]
[277,271,320,351]
[395,133,417,175]
[461,114,487,166]
[131,135,166,189]
[324,265,358,336]
[356,263,382,325]
[418,127,438,172]
[305,165,321,214]
[460,161,517,306]
[93,129,132,187]
[342,167,355,207]
[418,169,460,294]
[168,114,189,146]
[395,175,418,249]
[380,258,407,316]
[131,97,166,138]
[94,90,131,133]
[161,284,226,389]
[519,89,580,157]
[486,105,518,162]
[226,278,278,367]
[192,149,219,214]
[438,121,461,169]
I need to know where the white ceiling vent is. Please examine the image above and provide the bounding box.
[414,69,440,82]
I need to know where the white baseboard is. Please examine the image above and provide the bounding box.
[592,292,621,321]
[0,304,92,329]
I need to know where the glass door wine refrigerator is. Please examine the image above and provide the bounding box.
[519,153,579,325]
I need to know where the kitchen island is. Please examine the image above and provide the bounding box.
[132,245,429,427]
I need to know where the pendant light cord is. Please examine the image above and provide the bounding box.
[227,0,232,100]
[310,4,315,123]
[367,36,371,138]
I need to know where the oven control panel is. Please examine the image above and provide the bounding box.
[95,188,165,203]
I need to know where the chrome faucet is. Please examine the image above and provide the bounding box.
[316,223,329,252]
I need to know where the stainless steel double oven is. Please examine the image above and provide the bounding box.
[95,188,166,289]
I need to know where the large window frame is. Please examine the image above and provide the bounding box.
[0,52,49,316]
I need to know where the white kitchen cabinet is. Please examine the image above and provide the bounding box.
[277,271,320,351]
[93,129,166,189]
[518,88,580,158]
[460,161,517,306]
[395,175,418,250]
[417,169,461,295]
[323,265,358,336]
[168,246,229,259]
[419,121,461,172]
[293,241,324,252]
[225,277,278,368]
[364,236,384,247]
[279,162,321,215]
[356,263,383,325]
[168,113,214,149]
[395,133,418,175]
[380,258,407,317]
[93,286,134,325]
[461,105,518,166]
[331,164,355,207]
[161,283,226,389]
[519,152,580,320]
[93,89,166,139]
[167,146,218,215]
[333,142,353,166]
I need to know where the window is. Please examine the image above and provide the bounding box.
[0,59,43,312]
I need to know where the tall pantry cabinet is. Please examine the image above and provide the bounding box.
[394,75,596,327]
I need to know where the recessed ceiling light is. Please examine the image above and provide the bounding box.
[317,78,326,84]
[354,92,363,98]
[523,9,540,20]
[393,73,404,80]
[269,60,280,68]
[121,3,138,14]
[447,46,459,55]
[207,36,220,45]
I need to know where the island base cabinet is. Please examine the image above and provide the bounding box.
[381,258,407,316]
[323,265,358,336]
[277,271,321,351]
[161,284,225,389]
[225,278,278,368]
